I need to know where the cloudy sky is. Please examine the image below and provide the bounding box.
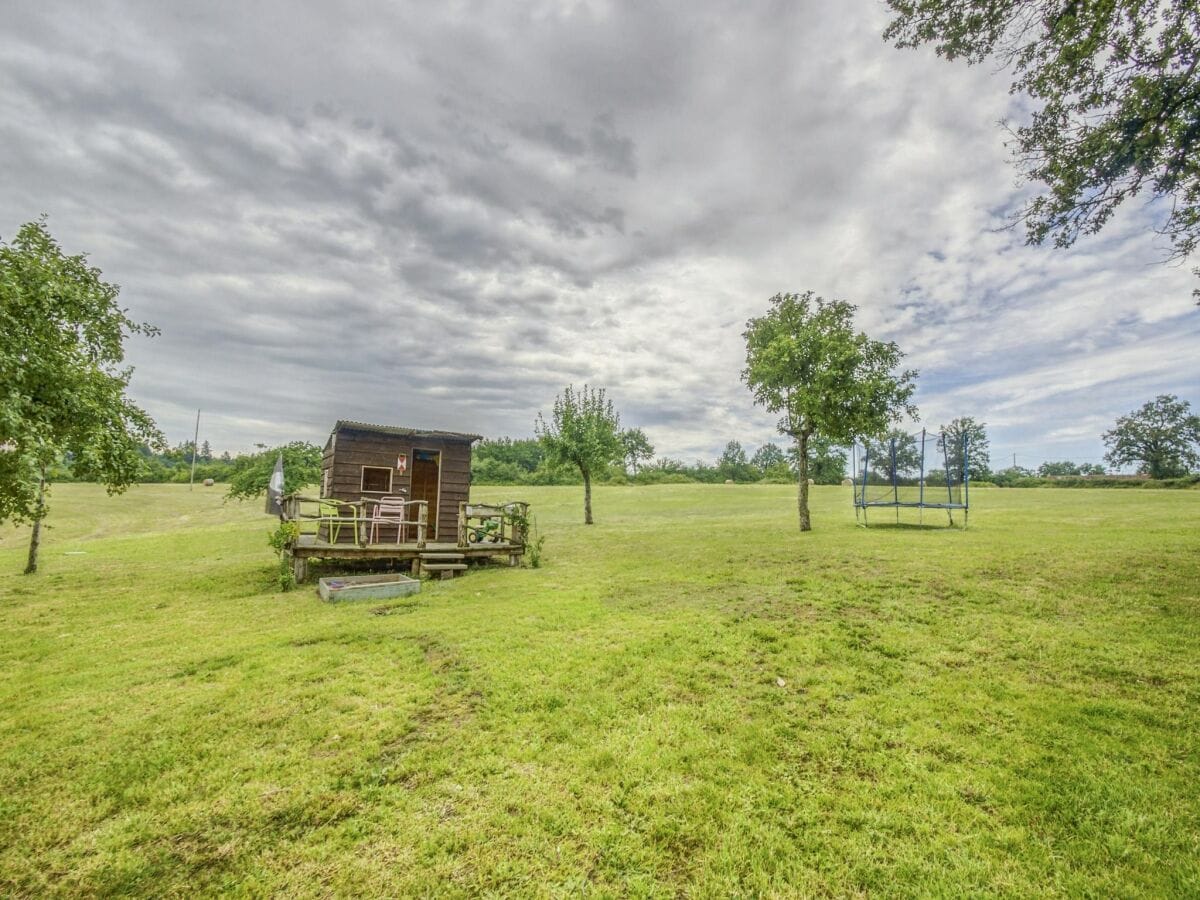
[2,1,1197,468]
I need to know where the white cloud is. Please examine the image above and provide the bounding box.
[1,1,1195,465]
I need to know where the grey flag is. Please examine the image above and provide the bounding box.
[265,452,285,516]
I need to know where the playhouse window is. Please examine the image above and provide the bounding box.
[360,466,392,493]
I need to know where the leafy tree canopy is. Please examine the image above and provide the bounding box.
[536,385,623,524]
[1038,460,1105,477]
[0,219,162,572]
[743,291,917,530]
[940,416,992,481]
[863,428,922,480]
[787,435,849,485]
[474,437,544,474]
[717,440,758,482]
[1103,394,1200,478]
[751,442,788,474]
[225,442,323,501]
[620,427,655,475]
[886,1,1200,303]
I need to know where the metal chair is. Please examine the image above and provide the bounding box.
[317,499,359,545]
[368,495,409,545]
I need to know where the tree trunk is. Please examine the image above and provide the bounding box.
[583,470,594,525]
[24,468,47,575]
[796,431,811,532]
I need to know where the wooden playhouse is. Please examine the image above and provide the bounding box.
[281,420,528,581]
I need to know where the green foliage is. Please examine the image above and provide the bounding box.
[632,461,696,485]
[267,521,299,555]
[1038,460,1106,477]
[862,428,921,481]
[470,457,527,485]
[0,219,163,572]
[743,292,917,529]
[781,435,849,485]
[225,442,323,501]
[1103,395,1200,479]
[990,466,1037,487]
[885,1,1200,303]
[751,442,787,474]
[940,417,991,482]
[619,427,655,475]
[523,513,546,569]
[473,438,544,479]
[806,435,850,485]
[267,521,299,592]
[717,440,757,482]
[535,384,623,524]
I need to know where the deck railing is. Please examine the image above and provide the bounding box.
[281,494,429,547]
[457,501,529,549]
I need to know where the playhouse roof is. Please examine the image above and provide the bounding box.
[332,420,483,443]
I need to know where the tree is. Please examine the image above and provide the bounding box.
[1103,394,1200,478]
[619,427,655,475]
[0,219,163,573]
[991,464,1036,486]
[743,291,918,531]
[474,437,544,474]
[1036,459,1104,477]
[863,428,922,482]
[535,385,623,524]
[1038,460,1083,477]
[885,1,1200,303]
[785,435,850,484]
[717,440,757,482]
[225,442,323,500]
[751,442,787,475]
[200,440,212,462]
[939,417,991,482]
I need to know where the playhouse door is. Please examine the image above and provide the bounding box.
[410,449,440,539]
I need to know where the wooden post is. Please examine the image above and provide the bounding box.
[515,503,529,545]
[458,502,467,548]
[417,503,428,549]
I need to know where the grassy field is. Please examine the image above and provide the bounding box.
[1,483,1197,897]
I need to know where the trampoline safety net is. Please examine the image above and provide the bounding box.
[852,429,969,525]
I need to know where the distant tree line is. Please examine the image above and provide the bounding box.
[471,433,850,487]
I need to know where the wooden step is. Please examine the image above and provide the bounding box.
[419,552,465,561]
[421,561,468,580]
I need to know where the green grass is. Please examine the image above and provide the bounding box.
[1,483,1198,897]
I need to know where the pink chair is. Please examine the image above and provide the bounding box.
[368,496,409,544]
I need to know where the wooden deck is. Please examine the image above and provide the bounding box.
[282,495,529,582]
[293,535,520,560]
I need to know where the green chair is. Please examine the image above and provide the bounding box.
[317,499,358,545]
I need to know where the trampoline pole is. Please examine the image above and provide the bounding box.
[944,432,954,526]
[962,433,970,529]
[862,443,869,528]
[891,437,899,525]
[919,428,926,527]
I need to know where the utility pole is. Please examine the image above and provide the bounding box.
[189,409,200,490]
[1013,452,1017,468]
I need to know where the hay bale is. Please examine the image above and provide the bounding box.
[203,478,215,487]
